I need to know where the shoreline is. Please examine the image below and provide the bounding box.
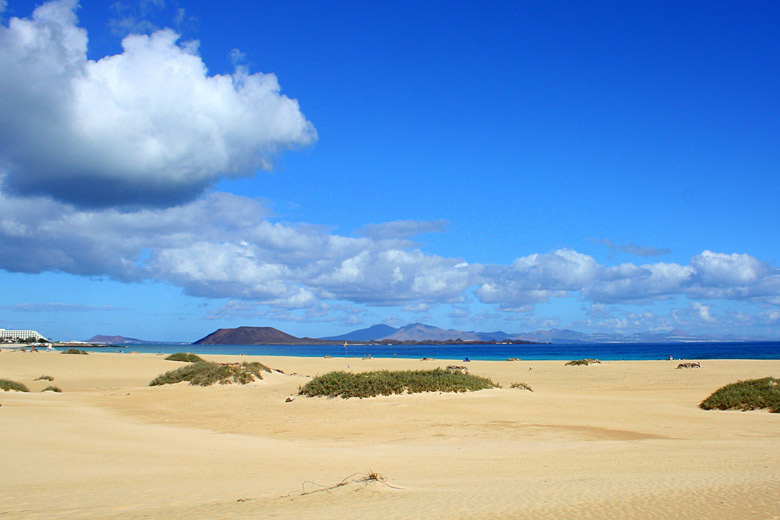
[36,339,780,361]
[2,351,779,519]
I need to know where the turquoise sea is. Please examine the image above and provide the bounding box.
[60,341,780,361]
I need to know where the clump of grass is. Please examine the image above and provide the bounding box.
[62,348,89,355]
[149,361,269,387]
[42,386,62,393]
[446,365,468,372]
[35,375,55,381]
[700,377,780,413]
[0,378,29,392]
[164,352,206,363]
[299,369,499,399]
[241,361,272,375]
[565,359,600,366]
[510,382,533,392]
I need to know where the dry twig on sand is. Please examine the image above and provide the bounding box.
[283,471,405,497]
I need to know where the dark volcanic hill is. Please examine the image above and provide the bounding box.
[193,326,310,345]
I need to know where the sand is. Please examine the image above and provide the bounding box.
[1,351,779,519]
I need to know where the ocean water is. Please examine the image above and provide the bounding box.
[60,341,780,361]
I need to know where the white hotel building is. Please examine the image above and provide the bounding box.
[0,329,47,341]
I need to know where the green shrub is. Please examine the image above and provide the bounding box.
[35,375,55,381]
[299,369,499,399]
[62,348,89,355]
[565,359,600,366]
[149,361,268,387]
[0,378,29,392]
[42,386,62,393]
[700,377,780,413]
[241,361,272,376]
[164,352,206,363]
[510,382,533,391]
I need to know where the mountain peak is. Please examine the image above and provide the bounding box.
[194,326,306,345]
[388,323,480,342]
[320,324,398,341]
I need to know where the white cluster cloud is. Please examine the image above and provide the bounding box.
[690,250,771,289]
[477,248,780,307]
[589,252,780,303]
[0,1,315,207]
[692,302,716,323]
[0,188,477,307]
[1,188,779,315]
[585,262,695,302]
[475,249,600,307]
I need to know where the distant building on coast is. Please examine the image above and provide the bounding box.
[0,328,47,341]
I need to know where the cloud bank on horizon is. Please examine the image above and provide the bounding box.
[1,186,779,331]
[1,1,778,339]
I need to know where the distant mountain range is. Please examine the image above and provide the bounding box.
[191,324,533,346]
[90,323,768,346]
[325,323,518,342]
[321,323,741,344]
[321,324,398,342]
[85,335,167,345]
[328,323,770,344]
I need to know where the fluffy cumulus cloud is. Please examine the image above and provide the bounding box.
[692,302,716,323]
[477,248,780,310]
[475,249,600,307]
[312,249,475,305]
[0,1,315,207]
[587,252,780,303]
[0,188,478,308]
[689,251,774,294]
[585,262,695,302]
[0,187,274,278]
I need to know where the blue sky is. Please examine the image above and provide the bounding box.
[1,0,778,341]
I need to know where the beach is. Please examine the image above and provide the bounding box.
[1,351,779,519]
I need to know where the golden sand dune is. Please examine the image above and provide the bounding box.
[1,352,779,519]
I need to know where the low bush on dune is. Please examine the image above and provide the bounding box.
[700,377,780,413]
[42,386,62,393]
[299,369,499,399]
[565,359,600,366]
[510,382,533,392]
[164,352,205,363]
[61,348,89,355]
[35,375,55,381]
[149,361,270,387]
[242,361,272,374]
[0,378,29,392]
